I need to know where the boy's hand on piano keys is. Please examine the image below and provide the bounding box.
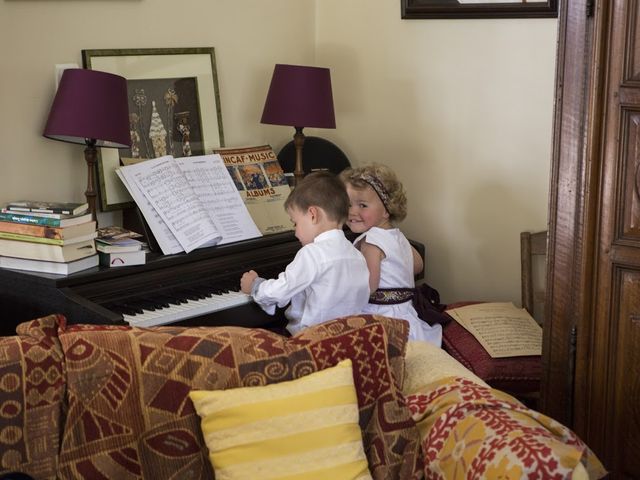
[241,270,259,295]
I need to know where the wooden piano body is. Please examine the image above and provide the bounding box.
[0,232,425,336]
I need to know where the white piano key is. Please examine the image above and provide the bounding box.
[123,290,252,327]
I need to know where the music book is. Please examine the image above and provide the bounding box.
[446,302,542,358]
[116,154,262,255]
[212,145,293,235]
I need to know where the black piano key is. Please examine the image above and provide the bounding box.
[179,290,203,301]
[108,304,141,316]
[153,294,178,306]
[190,285,214,297]
[181,288,208,300]
[133,299,161,312]
[161,293,189,305]
[122,302,146,315]
[142,296,170,309]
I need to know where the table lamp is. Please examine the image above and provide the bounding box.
[260,64,336,186]
[43,68,130,222]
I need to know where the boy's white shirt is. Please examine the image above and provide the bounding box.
[251,229,370,335]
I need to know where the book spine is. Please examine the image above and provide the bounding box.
[7,206,73,215]
[0,239,95,262]
[0,221,62,238]
[0,212,63,227]
[0,231,65,245]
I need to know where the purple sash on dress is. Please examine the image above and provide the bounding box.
[369,285,451,327]
[369,288,415,304]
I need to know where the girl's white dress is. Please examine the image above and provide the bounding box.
[355,227,442,346]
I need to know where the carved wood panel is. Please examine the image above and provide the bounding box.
[588,0,640,474]
[611,268,640,477]
[624,1,640,84]
[626,111,640,238]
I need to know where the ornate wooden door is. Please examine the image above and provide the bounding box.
[543,1,640,476]
[590,1,640,474]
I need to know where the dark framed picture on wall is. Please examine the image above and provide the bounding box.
[401,0,558,19]
[82,47,225,211]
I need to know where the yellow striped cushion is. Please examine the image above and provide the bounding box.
[189,359,372,480]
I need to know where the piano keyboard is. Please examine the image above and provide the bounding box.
[122,289,252,327]
[96,262,287,328]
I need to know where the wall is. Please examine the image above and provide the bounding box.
[0,0,316,224]
[0,0,557,305]
[315,1,558,303]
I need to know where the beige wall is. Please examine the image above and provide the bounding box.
[0,0,316,222]
[0,0,557,305]
[315,1,557,304]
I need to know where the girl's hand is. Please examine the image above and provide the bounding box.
[240,270,259,294]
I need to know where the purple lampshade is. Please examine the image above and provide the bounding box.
[261,64,336,129]
[43,69,130,148]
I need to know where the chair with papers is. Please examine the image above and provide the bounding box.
[440,231,548,408]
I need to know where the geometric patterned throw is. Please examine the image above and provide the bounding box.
[55,315,423,480]
[0,314,66,480]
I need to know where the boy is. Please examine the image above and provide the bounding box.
[240,171,370,335]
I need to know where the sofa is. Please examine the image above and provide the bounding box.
[0,313,605,480]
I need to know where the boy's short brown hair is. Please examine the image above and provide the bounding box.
[284,171,350,223]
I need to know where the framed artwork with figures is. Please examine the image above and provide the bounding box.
[82,47,224,211]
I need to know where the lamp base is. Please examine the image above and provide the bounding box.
[293,126,306,186]
[84,140,98,224]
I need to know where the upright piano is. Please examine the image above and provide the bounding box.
[0,232,303,335]
[0,232,425,336]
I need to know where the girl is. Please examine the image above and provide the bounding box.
[340,164,442,346]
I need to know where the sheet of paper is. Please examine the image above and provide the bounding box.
[446,302,542,358]
[118,156,221,254]
[176,154,262,245]
[115,168,184,255]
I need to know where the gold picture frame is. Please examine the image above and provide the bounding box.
[82,47,225,211]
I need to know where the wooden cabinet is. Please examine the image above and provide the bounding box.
[542,0,640,476]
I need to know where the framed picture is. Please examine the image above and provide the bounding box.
[401,0,558,19]
[82,47,225,211]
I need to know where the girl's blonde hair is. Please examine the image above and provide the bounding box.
[340,163,407,223]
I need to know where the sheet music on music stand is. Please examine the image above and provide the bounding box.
[116,154,262,255]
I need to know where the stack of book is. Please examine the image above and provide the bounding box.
[96,226,147,267]
[0,200,98,275]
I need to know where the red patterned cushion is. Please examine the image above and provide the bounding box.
[442,302,541,394]
[0,314,66,480]
[56,315,423,480]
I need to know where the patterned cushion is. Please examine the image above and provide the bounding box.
[442,302,541,394]
[190,359,372,480]
[0,315,66,480]
[406,376,607,479]
[56,315,423,480]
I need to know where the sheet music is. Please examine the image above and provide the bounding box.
[116,168,184,255]
[117,156,221,254]
[446,302,542,358]
[176,155,261,245]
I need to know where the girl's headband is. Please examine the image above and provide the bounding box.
[357,173,391,212]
